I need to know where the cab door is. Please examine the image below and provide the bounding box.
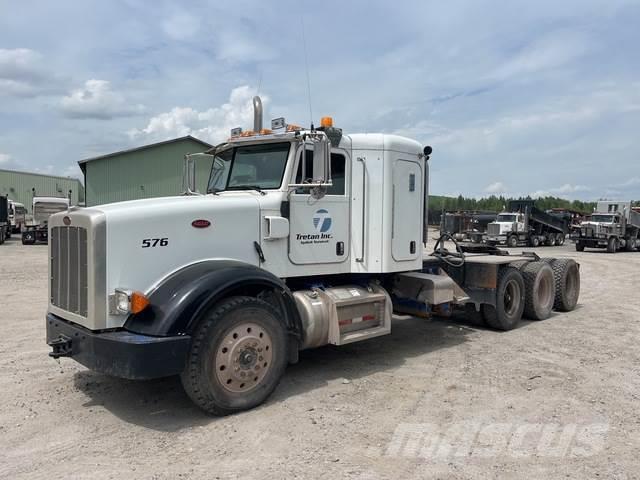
[288,149,350,265]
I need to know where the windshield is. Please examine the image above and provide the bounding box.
[497,214,518,222]
[591,214,616,223]
[207,142,291,193]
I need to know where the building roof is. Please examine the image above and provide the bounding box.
[0,167,82,183]
[77,135,213,166]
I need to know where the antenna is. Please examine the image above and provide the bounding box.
[256,70,263,97]
[301,16,314,127]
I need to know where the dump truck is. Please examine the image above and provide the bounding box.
[22,196,70,245]
[0,195,8,244]
[485,200,569,247]
[46,98,581,415]
[440,211,496,243]
[572,201,640,253]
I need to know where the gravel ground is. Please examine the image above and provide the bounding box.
[1,235,639,479]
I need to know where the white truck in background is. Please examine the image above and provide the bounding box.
[22,196,70,245]
[7,200,26,237]
[46,97,581,415]
[485,200,569,247]
[572,201,640,253]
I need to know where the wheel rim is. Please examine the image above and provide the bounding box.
[504,280,520,316]
[214,322,273,393]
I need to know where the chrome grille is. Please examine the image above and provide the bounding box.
[51,226,88,317]
[487,224,501,235]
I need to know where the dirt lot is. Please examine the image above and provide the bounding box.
[1,236,639,479]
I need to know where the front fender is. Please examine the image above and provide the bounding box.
[124,260,302,340]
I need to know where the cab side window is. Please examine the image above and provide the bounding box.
[294,150,346,196]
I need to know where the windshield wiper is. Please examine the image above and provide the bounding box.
[227,185,267,195]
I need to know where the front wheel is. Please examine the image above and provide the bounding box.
[181,296,288,416]
[22,231,35,245]
[507,235,518,248]
[575,242,585,252]
[606,237,617,253]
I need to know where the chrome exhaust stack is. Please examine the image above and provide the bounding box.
[253,96,263,132]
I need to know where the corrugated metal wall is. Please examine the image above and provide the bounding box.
[0,169,84,213]
[84,138,212,206]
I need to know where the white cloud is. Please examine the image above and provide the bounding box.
[60,80,145,120]
[0,153,11,165]
[485,181,507,194]
[551,184,590,194]
[0,48,63,97]
[128,85,266,144]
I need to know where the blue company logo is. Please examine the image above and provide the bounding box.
[313,209,332,233]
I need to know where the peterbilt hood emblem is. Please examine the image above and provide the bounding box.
[191,219,211,228]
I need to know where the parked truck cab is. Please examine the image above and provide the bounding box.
[573,201,640,253]
[46,98,581,415]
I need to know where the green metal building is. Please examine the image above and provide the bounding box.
[0,168,84,213]
[79,136,213,207]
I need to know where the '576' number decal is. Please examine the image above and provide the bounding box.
[142,238,169,248]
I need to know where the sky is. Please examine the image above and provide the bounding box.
[0,0,639,200]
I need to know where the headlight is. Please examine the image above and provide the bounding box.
[110,288,150,315]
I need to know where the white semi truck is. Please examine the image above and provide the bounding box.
[46,98,581,415]
[22,196,70,245]
[572,201,640,253]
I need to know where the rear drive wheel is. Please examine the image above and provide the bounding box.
[529,235,540,247]
[624,238,636,252]
[181,296,288,415]
[545,234,555,246]
[541,258,580,311]
[606,237,617,253]
[555,234,565,246]
[521,261,555,320]
[575,242,585,252]
[482,267,525,331]
[507,235,518,248]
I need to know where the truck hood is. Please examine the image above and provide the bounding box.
[50,193,263,330]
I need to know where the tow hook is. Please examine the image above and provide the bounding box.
[48,335,72,358]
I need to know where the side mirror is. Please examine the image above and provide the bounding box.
[181,152,213,195]
[312,135,331,184]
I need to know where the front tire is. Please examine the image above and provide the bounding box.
[507,235,518,248]
[606,237,617,253]
[482,267,525,331]
[181,296,288,415]
[22,231,35,245]
[575,242,585,252]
